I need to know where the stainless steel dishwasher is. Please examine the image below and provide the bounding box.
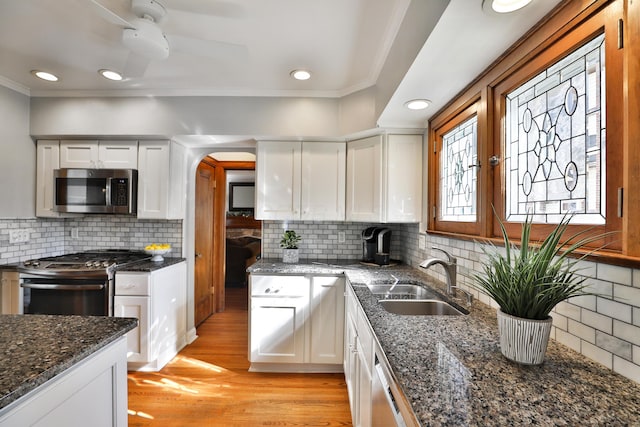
[372,352,406,427]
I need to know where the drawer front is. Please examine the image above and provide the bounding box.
[115,273,151,296]
[250,275,309,297]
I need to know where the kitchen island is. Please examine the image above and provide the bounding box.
[249,259,640,426]
[0,314,136,427]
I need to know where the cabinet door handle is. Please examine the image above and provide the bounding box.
[195,252,202,258]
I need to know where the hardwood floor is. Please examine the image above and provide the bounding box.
[127,286,353,426]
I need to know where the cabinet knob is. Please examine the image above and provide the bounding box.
[195,252,203,258]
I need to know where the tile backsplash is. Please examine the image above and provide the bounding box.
[261,220,640,385]
[3,215,639,385]
[261,220,406,261]
[0,216,182,264]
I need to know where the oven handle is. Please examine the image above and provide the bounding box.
[21,283,105,291]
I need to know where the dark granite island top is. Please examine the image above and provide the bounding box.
[116,256,186,272]
[0,315,137,410]
[249,259,640,426]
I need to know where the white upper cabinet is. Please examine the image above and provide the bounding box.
[255,141,346,221]
[255,141,301,220]
[60,140,138,169]
[384,134,423,222]
[301,142,346,220]
[346,135,382,222]
[35,140,61,217]
[346,133,422,223]
[137,140,186,219]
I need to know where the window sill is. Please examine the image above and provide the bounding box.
[426,229,639,269]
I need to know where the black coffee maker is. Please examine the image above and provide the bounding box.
[361,227,391,264]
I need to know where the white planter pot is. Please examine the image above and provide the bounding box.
[282,248,299,263]
[497,310,553,365]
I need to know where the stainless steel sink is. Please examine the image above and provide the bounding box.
[366,282,435,300]
[379,299,465,316]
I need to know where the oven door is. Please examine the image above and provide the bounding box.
[21,277,110,316]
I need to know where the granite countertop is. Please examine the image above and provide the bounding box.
[116,256,185,272]
[0,315,137,410]
[249,259,640,426]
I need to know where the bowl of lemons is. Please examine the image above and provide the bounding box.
[144,243,171,262]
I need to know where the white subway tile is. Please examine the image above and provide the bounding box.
[613,356,640,383]
[585,278,613,298]
[634,307,640,327]
[568,319,596,343]
[555,329,581,352]
[614,284,640,307]
[552,313,568,331]
[635,346,640,366]
[633,269,640,288]
[581,309,613,335]
[581,341,613,369]
[597,297,632,323]
[597,263,632,286]
[596,331,633,360]
[554,301,581,321]
[568,294,596,311]
[613,320,640,346]
[574,259,597,278]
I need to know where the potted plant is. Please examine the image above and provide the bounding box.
[280,230,301,263]
[472,213,608,365]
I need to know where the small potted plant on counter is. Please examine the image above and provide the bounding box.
[471,213,609,365]
[280,230,302,263]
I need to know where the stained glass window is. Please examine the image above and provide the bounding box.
[505,34,606,224]
[440,115,477,221]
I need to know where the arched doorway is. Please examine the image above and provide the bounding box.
[193,151,258,326]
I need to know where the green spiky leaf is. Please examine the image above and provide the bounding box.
[471,213,613,320]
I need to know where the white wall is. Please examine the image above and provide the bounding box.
[29,96,345,139]
[0,86,34,218]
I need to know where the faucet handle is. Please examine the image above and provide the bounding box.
[432,247,456,263]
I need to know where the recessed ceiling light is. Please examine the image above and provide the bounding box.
[404,99,431,110]
[491,0,532,13]
[31,70,59,82]
[290,69,311,81]
[99,69,123,81]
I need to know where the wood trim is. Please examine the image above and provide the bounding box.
[429,102,481,235]
[428,0,638,260]
[490,3,623,250]
[623,0,640,255]
[213,164,227,313]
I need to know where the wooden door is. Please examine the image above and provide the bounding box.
[195,161,216,325]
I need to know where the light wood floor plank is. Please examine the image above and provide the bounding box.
[127,286,353,426]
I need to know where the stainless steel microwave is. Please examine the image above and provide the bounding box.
[53,168,137,214]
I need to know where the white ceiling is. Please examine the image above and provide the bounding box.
[0,0,563,135]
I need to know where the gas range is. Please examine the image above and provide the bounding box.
[19,250,151,277]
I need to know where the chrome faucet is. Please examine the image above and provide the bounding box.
[419,247,458,296]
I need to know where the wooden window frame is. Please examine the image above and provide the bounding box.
[429,101,486,236]
[427,0,638,262]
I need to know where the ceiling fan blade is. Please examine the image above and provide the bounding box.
[167,34,248,61]
[164,0,246,18]
[123,53,151,77]
[90,0,136,28]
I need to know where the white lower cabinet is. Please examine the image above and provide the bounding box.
[248,274,345,372]
[344,282,374,426]
[114,261,187,371]
[0,336,128,427]
[310,275,345,364]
